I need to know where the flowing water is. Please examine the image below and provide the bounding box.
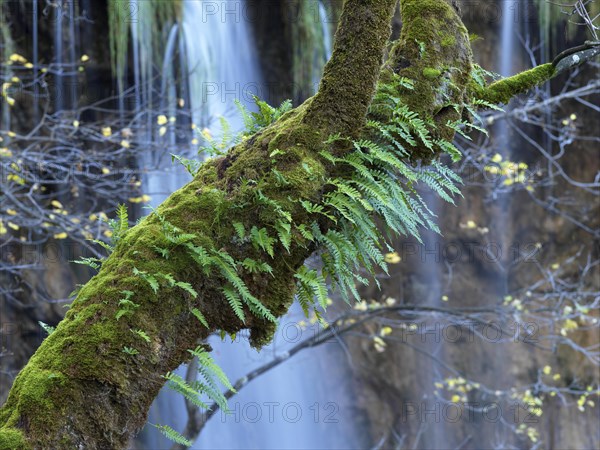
[132,2,366,448]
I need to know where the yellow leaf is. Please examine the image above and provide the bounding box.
[101,167,110,175]
[9,53,27,63]
[141,194,151,203]
[353,300,368,311]
[0,148,12,157]
[7,222,19,230]
[120,140,130,148]
[101,127,112,137]
[81,54,89,62]
[380,326,392,337]
[103,229,113,238]
[373,336,386,352]
[7,174,24,185]
[89,213,98,221]
[564,318,578,331]
[159,126,167,137]
[542,365,551,375]
[491,153,503,163]
[442,295,449,302]
[24,62,33,69]
[6,97,15,106]
[451,395,461,403]
[73,120,80,128]
[6,209,17,215]
[54,232,68,239]
[384,252,401,264]
[157,115,168,126]
[201,128,212,139]
[50,200,63,209]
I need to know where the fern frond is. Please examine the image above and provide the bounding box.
[153,424,192,447]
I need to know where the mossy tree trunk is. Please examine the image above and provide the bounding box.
[0,1,595,448]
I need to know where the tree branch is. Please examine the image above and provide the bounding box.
[476,41,600,105]
[0,1,398,448]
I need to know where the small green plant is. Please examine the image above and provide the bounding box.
[121,346,139,355]
[115,290,138,321]
[165,346,235,412]
[131,329,150,343]
[38,321,55,336]
[152,424,192,447]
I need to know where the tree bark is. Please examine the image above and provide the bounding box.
[0,1,591,449]
[0,0,397,448]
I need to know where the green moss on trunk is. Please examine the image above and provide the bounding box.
[474,63,556,104]
[378,0,473,161]
[0,1,398,448]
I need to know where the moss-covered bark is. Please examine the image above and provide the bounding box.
[0,1,590,448]
[473,42,599,105]
[377,0,473,161]
[0,0,397,448]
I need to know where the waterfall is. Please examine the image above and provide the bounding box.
[318,1,332,60]
[32,0,39,121]
[52,1,78,112]
[136,2,366,448]
[54,5,63,112]
[500,2,516,77]
[182,0,262,132]
[310,0,333,92]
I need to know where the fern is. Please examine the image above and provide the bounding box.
[122,346,139,355]
[190,307,209,328]
[236,96,293,135]
[115,290,138,321]
[107,204,129,244]
[164,346,235,418]
[73,257,103,271]
[249,226,276,258]
[222,284,245,322]
[152,424,192,447]
[294,266,328,311]
[233,222,246,240]
[241,258,273,275]
[131,329,150,343]
[133,268,159,294]
[39,321,55,336]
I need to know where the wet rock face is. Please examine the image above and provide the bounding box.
[346,2,599,449]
